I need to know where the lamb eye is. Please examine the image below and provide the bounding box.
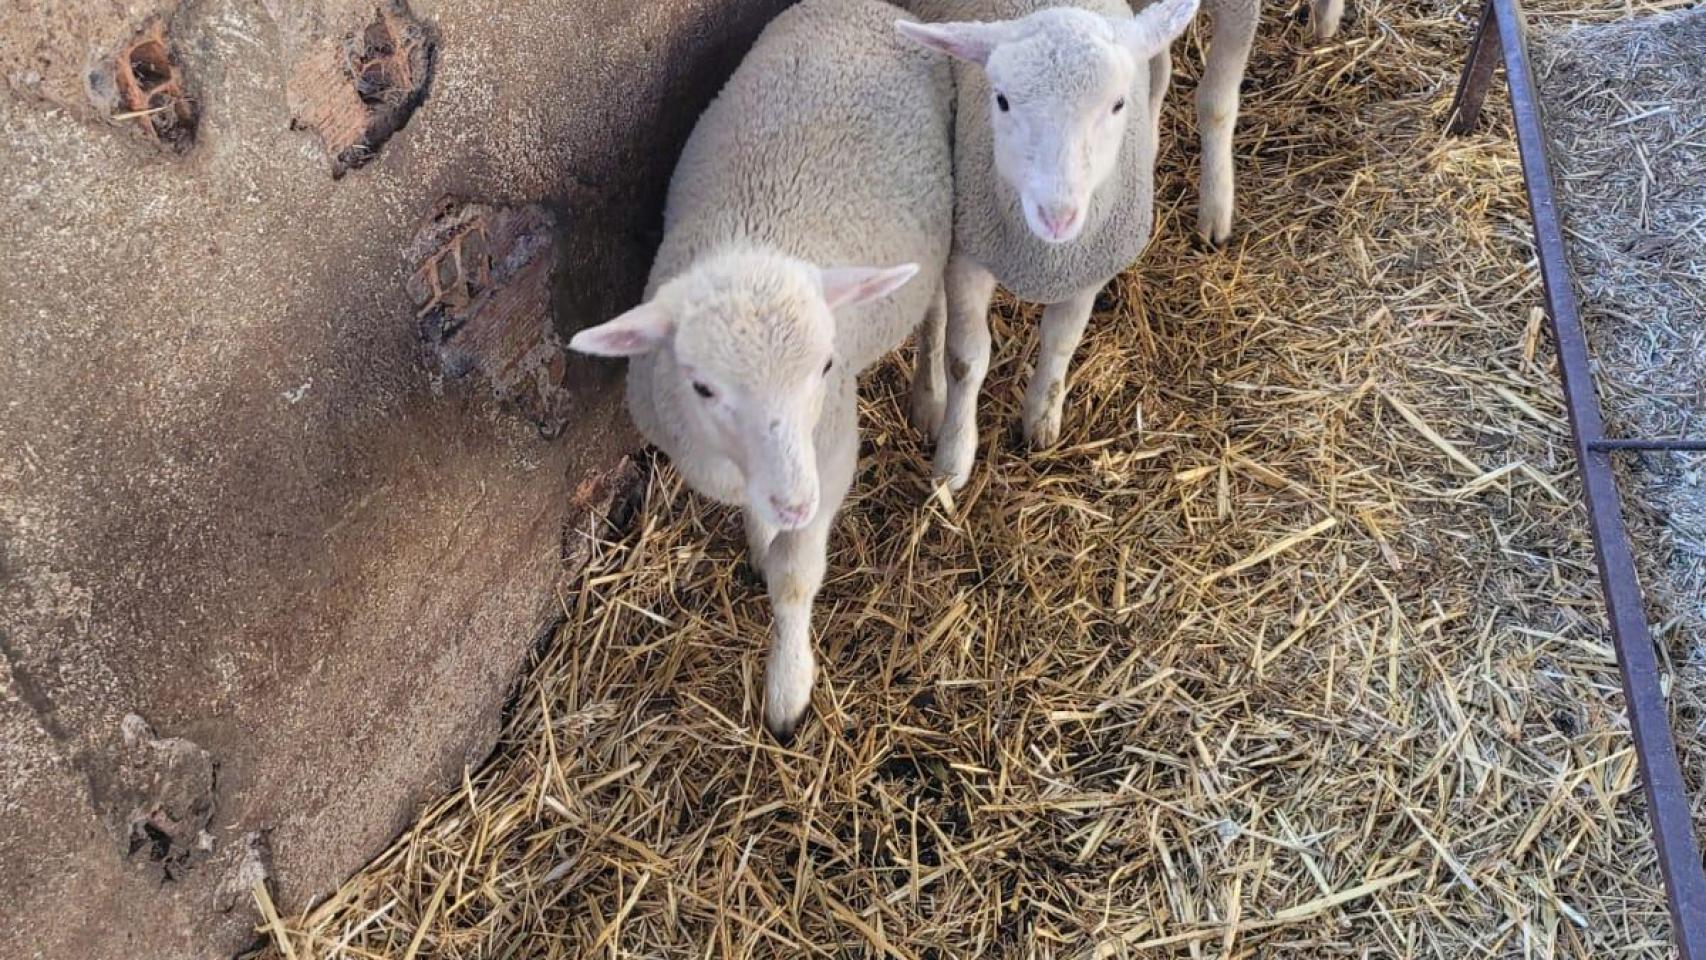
[996,93,1010,112]
[1112,98,1126,114]
[823,358,835,376]
[692,381,715,399]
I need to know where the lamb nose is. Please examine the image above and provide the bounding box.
[1041,205,1079,237]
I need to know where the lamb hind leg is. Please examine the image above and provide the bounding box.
[909,283,948,440]
[1197,0,1259,245]
[934,256,997,491]
[1022,284,1099,450]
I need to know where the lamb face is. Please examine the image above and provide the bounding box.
[571,250,917,531]
[897,0,1198,244]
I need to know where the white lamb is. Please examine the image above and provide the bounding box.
[904,0,1348,250]
[892,0,1199,490]
[568,0,953,740]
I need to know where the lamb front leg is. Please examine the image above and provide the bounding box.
[1022,284,1099,450]
[763,522,826,742]
[1311,0,1345,40]
[1197,0,1259,245]
[761,396,857,742]
[1149,45,1172,148]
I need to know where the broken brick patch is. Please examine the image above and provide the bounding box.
[288,0,435,177]
[561,457,643,568]
[111,714,216,884]
[87,16,198,152]
[406,198,573,438]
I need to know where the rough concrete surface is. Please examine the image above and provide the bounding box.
[0,0,793,957]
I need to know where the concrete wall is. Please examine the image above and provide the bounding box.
[0,0,792,957]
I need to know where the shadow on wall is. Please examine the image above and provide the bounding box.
[549,0,804,402]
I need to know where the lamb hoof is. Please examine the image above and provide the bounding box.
[933,428,976,491]
[764,696,809,745]
[933,455,973,493]
[1197,208,1234,248]
[935,467,972,493]
[765,714,798,746]
[1024,415,1061,450]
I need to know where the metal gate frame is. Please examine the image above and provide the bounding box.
[1447,0,1706,953]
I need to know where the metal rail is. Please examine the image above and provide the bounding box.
[1589,438,1706,453]
[1448,0,1706,955]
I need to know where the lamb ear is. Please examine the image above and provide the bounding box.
[894,18,1012,66]
[1117,0,1200,59]
[567,301,674,357]
[819,263,921,311]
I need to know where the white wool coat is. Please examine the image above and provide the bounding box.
[625,0,955,505]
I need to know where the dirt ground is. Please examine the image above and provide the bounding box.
[254,0,1701,956]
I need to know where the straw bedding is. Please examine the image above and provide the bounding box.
[255,0,1701,955]
[1537,7,1706,853]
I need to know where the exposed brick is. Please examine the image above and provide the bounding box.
[103,18,197,151]
[285,0,434,177]
[406,198,573,438]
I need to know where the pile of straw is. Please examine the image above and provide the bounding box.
[255,0,1699,955]
[1538,7,1706,831]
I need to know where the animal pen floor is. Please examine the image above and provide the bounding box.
[258,0,1704,955]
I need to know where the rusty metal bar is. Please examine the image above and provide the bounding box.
[1451,0,1706,953]
[1447,0,1501,134]
[1589,438,1706,453]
